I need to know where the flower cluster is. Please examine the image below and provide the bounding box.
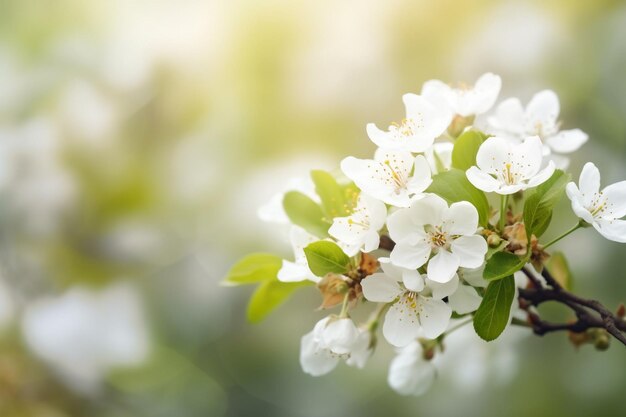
[226,73,626,395]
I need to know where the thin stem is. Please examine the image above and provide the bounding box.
[339,292,351,318]
[367,302,390,331]
[543,222,582,249]
[499,195,508,232]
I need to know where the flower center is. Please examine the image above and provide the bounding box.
[383,159,407,193]
[390,118,415,138]
[587,191,609,218]
[426,225,448,248]
[495,160,521,185]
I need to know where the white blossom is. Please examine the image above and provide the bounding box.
[277,226,320,283]
[361,259,452,346]
[466,136,555,195]
[566,162,626,243]
[421,72,501,120]
[424,142,453,175]
[366,93,450,153]
[387,194,487,283]
[488,90,588,168]
[257,177,318,224]
[329,193,387,256]
[341,149,432,207]
[387,341,436,396]
[299,317,371,376]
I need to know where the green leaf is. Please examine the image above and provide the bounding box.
[303,241,350,277]
[247,280,312,323]
[483,251,527,281]
[223,253,282,286]
[311,170,350,219]
[473,275,515,341]
[547,251,572,290]
[426,168,490,227]
[283,191,329,238]
[523,170,570,238]
[486,239,509,260]
[451,130,487,170]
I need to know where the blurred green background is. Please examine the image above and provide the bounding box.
[0,0,625,416]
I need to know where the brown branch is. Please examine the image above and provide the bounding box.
[519,267,626,347]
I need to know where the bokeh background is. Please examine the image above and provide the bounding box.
[0,0,625,416]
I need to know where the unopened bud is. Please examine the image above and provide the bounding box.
[616,303,625,319]
[568,330,589,348]
[422,347,435,361]
[487,234,502,247]
[447,115,475,138]
[594,333,610,351]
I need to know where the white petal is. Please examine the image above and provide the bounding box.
[456,72,502,116]
[410,194,448,226]
[421,79,455,111]
[345,331,371,369]
[475,136,512,174]
[442,201,479,235]
[322,318,360,355]
[366,123,396,149]
[525,89,560,129]
[427,250,460,283]
[426,273,459,300]
[300,331,339,376]
[527,161,555,188]
[361,273,403,303]
[516,136,544,178]
[451,235,488,268]
[466,166,500,193]
[448,285,482,314]
[383,299,422,347]
[388,342,436,396]
[488,97,525,133]
[601,181,626,220]
[459,266,487,288]
[417,297,452,339]
[387,207,422,243]
[402,270,425,293]
[402,93,450,151]
[277,260,317,283]
[566,182,594,223]
[578,162,601,199]
[390,242,431,270]
[406,155,432,195]
[593,219,626,243]
[546,129,588,154]
[362,194,388,230]
[290,226,319,261]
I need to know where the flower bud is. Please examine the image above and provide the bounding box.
[487,234,502,247]
[593,333,610,351]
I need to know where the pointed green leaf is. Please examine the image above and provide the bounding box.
[247,280,312,323]
[311,170,350,219]
[473,275,515,341]
[223,253,282,286]
[524,170,569,238]
[303,241,350,277]
[283,191,329,238]
[426,168,490,227]
[483,251,527,281]
[451,130,487,171]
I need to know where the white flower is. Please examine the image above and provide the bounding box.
[366,93,450,153]
[388,341,436,396]
[21,283,150,391]
[361,259,452,346]
[340,149,432,207]
[488,90,588,167]
[424,142,453,175]
[427,273,483,315]
[277,226,320,283]
[329,194,387,256]
[466,136,555,195]
[566,162,626,243]
[387,194,487,283]
[299,317,371,376]
[422,72,501,119]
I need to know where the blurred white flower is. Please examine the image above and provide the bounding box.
[424,142,453,175]
[488,90,588,168]
[388,341,436,396]
[22,283,150,392]
[257,177,318,224]
[566,162,626,242]
[466,136,555,195]
[422,72,501,120]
